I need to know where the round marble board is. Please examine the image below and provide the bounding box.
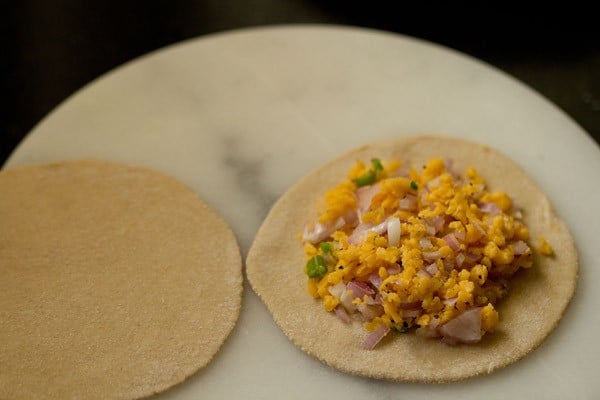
[5,26,600,399]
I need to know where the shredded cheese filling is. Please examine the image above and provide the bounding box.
[302,157,554,347]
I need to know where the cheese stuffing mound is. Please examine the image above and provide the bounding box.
[301,157,552,349]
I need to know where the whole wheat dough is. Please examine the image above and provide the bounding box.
[0,160,242,399]
[246,136,578,382]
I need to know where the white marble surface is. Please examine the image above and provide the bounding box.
[5,25,600,399]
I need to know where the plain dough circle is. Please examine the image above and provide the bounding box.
[0,160,242,399]
[246,136,578,382]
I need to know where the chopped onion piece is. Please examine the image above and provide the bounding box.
[302,216,346,243]
[479,202,501,214]
[356,184,381,220]
[465,252,482,264]
[342,210,359,228]
[357,303,384,320]
[425,263,439,276]
[361,323,391,350]
[399,194,418,211]
[365,293,383,305]
[512,240,530,255]
[347,280,375,298]
[348,218,389,245]
[443,233,461,252]
[442,297,458,307]
[302,223,329,243]
[416,269,431,278]
[328,282,346,299]
[419,237,433,249]
[426,176,442,190]
[340,289,357,312]
[367,273,382,289]
[455,253,465,268]
[419,190,430,208]
[416,316,441,338]
[387,217,401,247]
[334,306,351,323]
[347,222,374,245]
[372,219,389,235]
[513,209,523,219]
[425,224,436,236]
[439,307,483,344]
[454,230,466,241]
[427,215,445,233]
[473,222,486,235]
[387,264,402,275]
[422,250,442,261]
[333,216,347,230]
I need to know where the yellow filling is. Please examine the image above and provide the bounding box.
[303,157,549,342]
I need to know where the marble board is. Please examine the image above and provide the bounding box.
[5,26,600,399]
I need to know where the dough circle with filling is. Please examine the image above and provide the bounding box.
[246,136,578,382]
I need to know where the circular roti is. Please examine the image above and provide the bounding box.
[246,136,578,382]
[0,160,242,399]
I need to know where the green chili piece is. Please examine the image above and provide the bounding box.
[353,158,385,187]
[306,255,327,278]
[352,170,376,187]
[319,242,333,254]
[410,180,419,190]
[371,158,383,172]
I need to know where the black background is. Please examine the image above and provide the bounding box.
[2,2,599,165]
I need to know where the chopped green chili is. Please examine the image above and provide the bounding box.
[352,171,376,187]
[319,242,333,254]
[352,158,384,187]
[306,255,327,278]
[410,180,419,190]
[371,158,383,172]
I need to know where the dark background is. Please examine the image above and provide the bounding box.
[2,2,599,165]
